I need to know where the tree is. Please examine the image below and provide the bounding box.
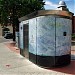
[0,0,45,41]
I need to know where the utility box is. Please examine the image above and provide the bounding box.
[19,1,73,68]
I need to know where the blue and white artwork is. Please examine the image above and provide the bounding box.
[29,15,72,56]
[37,16,55,56]
[56,18,72,56]
[29,18,37,55]
[19,22,24,49]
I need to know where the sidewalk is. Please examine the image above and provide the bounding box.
[0,42,75,75]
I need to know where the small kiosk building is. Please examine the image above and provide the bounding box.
[19,1,73,68]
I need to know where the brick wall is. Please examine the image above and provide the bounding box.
[72,16,75,34]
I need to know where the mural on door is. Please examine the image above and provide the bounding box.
[56,18,72,56]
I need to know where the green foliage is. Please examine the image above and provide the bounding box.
[0,0,45,26]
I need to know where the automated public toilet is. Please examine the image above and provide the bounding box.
[19,1,73,68]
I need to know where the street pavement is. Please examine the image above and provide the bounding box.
[0,36,75,75]
[0,36,12,43]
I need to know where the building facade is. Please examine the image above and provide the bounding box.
[72,16,75,34]
[0,24,13,36]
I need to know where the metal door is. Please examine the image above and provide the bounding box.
[23,24,29,59]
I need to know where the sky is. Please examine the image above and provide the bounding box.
[44,0,75,15]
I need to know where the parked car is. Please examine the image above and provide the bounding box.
[2,27,10,36]
[4,33,13,39]
[4,31,10,36]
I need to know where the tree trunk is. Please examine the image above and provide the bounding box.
[13,24,15,41]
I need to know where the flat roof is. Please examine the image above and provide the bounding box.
[19,10,73,22]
